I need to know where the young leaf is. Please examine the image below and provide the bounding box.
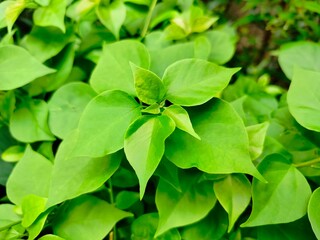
[48,82,96,139]
[96,0,126,39]
[21,194,47,228]
[1,145,25,162]
[308,187,320,239]
[47,131,122,207]
[72,90,141,158]
[155,173,216,237]
[163,104,200,139]
[131,63,166,105]
[0,45,55,90]
[214,174,251,232]
[33,0,67,32]
[53,195,133,240]
[165,98,264,181]
[241,154,312,227]
[124,115,175,199]
[6,146,53,206]
[246,122,270,160]
[10,99,55,143]
[90,40,150,95]
[162,59,240,106]
[287,68,320,132]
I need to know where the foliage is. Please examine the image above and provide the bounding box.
[0,0,320,239]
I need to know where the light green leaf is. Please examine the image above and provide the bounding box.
[53,195,133,240]
[10,99,55,143]
[21,195,47,228]
[33,0,67,32]
[131,63,166,105]
[34,0,50,6]
[131,213,181,240]
[38,235,65,240]
[21,26,73,62]
[96,0,126,39]
[90,40,150,95]
[163,59,240,106]
[6,146,53,206]
[125,115,175,198]
[27,210,50,240]
[48,82,96,139]
[287,68,320,132]
[72,90,141,157]
[165,98,264,181]
[241,154,312,227]
[0,1,13,29]
[4,0,26,32]
[308,187,320,238]
[194,36,211,59]
[0,45,55,90]
[0,204,22,239]
[155,173,216,237]
[163,104,200,139]
[278,41,320,80]
[47,131,121,207]
[246,122,269,160]
[1,145,25,162]
[214,174,251,232]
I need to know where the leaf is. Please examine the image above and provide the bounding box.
[33,0,67,32]
[38,235,65,240]
[53,195,133,240]
[47,131,121,207]
[10,99,55,143]
[21,195,47,228]
[4,0,26,32]
[308,187,320,238]
[241,154,312,227]
[115,191,140,210]
[165,98,265,181]
[155,172,216,237]
[246,122,270,160]
[287,68,320,132]
[6,146,53,206]
[124,115,175,198]
[131,63,166,105]
[48,82,96,139]
[214,174,251,232]
[0,45,55,90]
[131,213,181,240]
[27,210,50,240]
[163,104,200,139]
[90,40,150,95]
[278,41,320,80]
[1,145,25,162]
[0,204,22,238]
[0,90,15,123]
[162,59,240,106]
[96,0,126,39]
[72,90,141,158]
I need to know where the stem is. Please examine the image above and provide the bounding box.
[108,180,116,240]
[293,158,320,168]
[0,221,21,232]
[141,0,158,38]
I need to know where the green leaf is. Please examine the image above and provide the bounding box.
[4,0,26,32]
[90,40,150,95]
[33,0,67,32]
[115,191,140,210]
[10,99,55,143]
[0,45,55,90]
[287,68,320,132]
[72,90,141,158]
[308,187,320,238]
[131,63,166,105]
[21,195,47,228]
[96,0,126,39]
[38,235,65,240]
[48,82,96,139]
[53,195,133,240]
[0,204,22,238]
[214,174,251,232]
[0,90,15,123]
[6,146,53,206]
[0,1,13,29]
[124,115,175,199]
[1,145,25,162]
[47,131,121,207]
[165,98,264,181]
[241,154,312,227]
[155,172,216,237]
[131,213,181,240]
[27,210,50,240]
[163,59,240,106]
[278,41,320,80]
[163,104,200,139]
[246,122,269,160]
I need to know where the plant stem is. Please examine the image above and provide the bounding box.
[141,0,158,38]
[293,157,320,168]
[108,180,116,240]
[0,221,21,232]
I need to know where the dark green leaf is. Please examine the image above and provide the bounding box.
[308,187,320,238]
